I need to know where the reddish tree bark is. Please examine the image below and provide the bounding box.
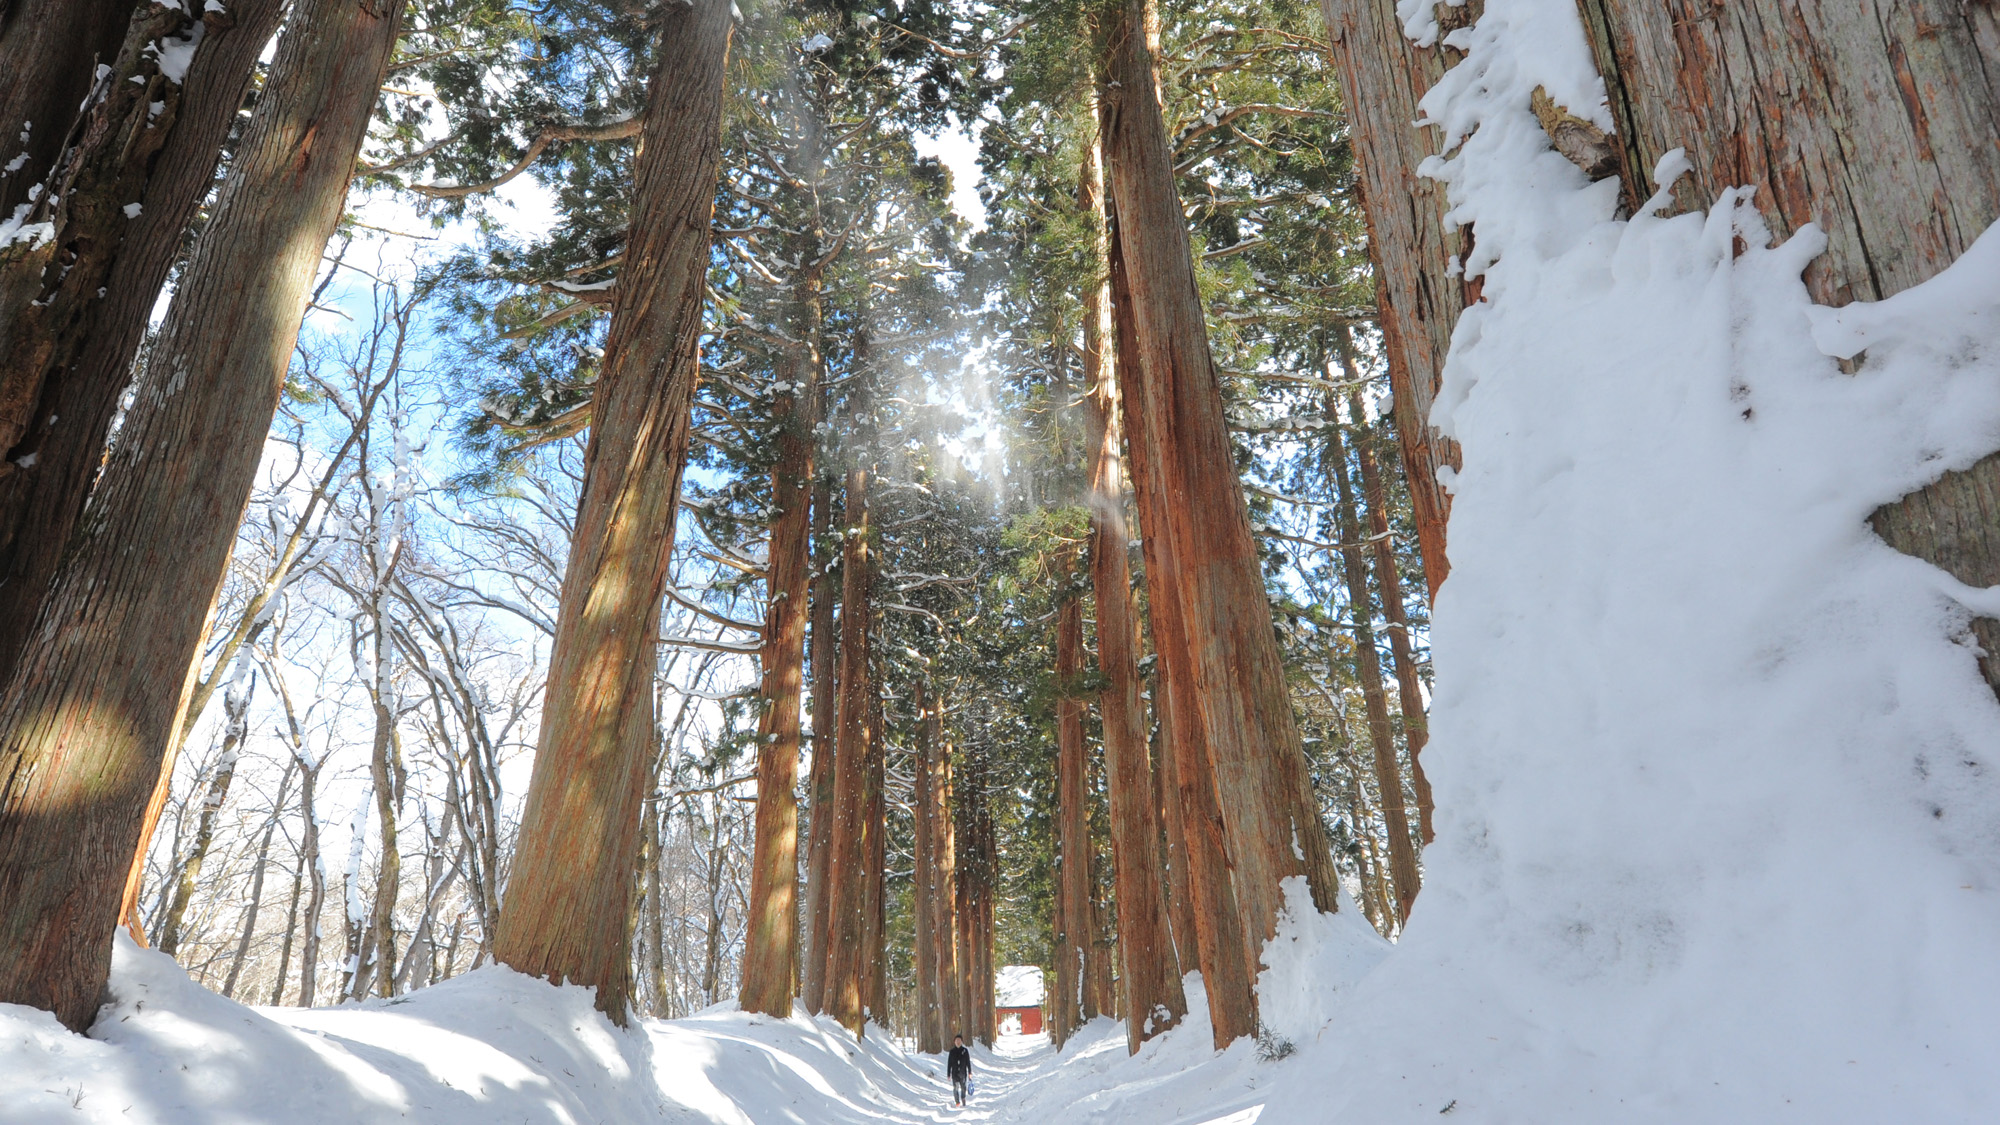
[739,303,822,1017]
[863,687,888,1025]
[1315,0,1467,600]
[0,0,406,1031]
[1081,122,1183,1051]
[1102,0,1340,1042]
[820,467,874,1032]
[1052,581,1092,1045]
[1109,216,1257,1047]
[493,0,734,1026]
[802,476,839,1012]
[1575,0,2000,699]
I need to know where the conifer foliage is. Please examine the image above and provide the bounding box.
[0,0,1446,1050]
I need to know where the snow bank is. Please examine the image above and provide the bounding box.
[0,933,672,1123]
[1248,0,2000,1119]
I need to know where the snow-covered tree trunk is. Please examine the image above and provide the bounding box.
[0,0,406,1032]
[1575,0,2000,700]
[0,0,133,237]
[492,0,734,1026]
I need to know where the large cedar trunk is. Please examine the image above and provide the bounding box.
[1101,2,1341,1014]
[1574,0,2000,699]
[862,688,888,1025]
[0,0,405,1032]
[1081,123,1184,1052]
[801,477,838,1012]
[1051,585,1091,1044]
[1151,684,1198,976]
[1349,382,1433,844]
[1315,0,1464,601]
[0,0,135,239]
[493,0,734,1026]
[936,732,962,1041]
[1329,411,1420,920]
[912,680,942,1051]
[1108,213,1258,1047]
[0,0,285,691]
[739,308,821,1018]
[820,467,874,1032]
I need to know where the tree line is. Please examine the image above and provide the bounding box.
[20,0,1978,1061]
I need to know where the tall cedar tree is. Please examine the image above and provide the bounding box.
[1102,0,1341,1043]
[1328,404,1419,919]
[1082,123,1185,1053]
[738,264,824,1019]
[0,0,407,1031]
[1314,0,1462,600]
[1110,214,1257,1046]
[0,0,285,691]
[493,0,735,1026]
[820,466,874,1033]
[1051,572,1094,1043]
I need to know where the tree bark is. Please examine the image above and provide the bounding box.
[0,0,285,691]
[1082,120,1185,1053]
[802,476,839,1012]
[1575,0,2000,700]
[1101,3,1342,1023]
[1052,581,1090,1045]
[739,297,821,1018]
[0,0,405,1032]
[1315,0,1465,601]
[912,679,942,1051]
[1108,208,1258,1048]
[493,0,734,1027]
[1151,684,1197,976]
[937,730,962,1042]
[1329,410,1419,920]
[0,0,135,236]
[1347,376,1433,845]
[862,686,888,1027]
[820,467,873,1032]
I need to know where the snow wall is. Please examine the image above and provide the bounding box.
[1244,0,2000,1119]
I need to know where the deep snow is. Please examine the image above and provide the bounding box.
[7,0,2000,1119]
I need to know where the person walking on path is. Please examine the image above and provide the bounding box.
[947,1034,973,1107]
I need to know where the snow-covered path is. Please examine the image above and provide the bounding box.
[0,937,1282,1124]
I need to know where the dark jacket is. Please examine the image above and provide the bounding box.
[947,1045,972,1080]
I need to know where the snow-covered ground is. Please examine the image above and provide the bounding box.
[0,933,1329,1124]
